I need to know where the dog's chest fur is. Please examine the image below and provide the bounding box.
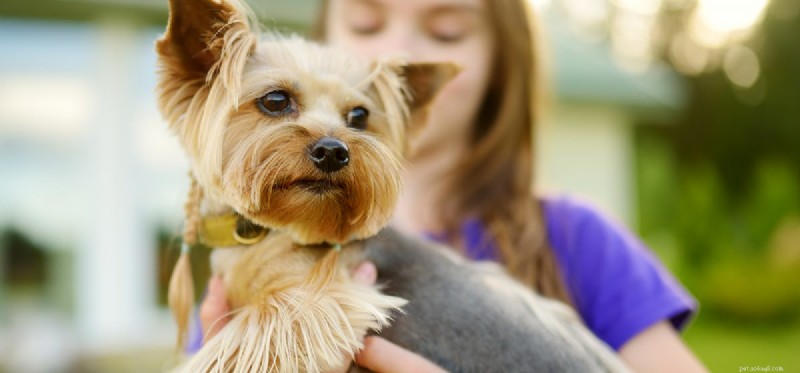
[209,234,365,308]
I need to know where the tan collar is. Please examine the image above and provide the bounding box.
[199,213,269,247]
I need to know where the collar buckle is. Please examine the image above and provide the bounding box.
[199,213,269,247]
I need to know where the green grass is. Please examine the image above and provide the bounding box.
[684,318,800,372]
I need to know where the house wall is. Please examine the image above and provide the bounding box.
[537,103,635,224]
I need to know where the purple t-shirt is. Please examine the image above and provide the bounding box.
[450,195,697,351]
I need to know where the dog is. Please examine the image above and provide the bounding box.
[156,0,631,372]
[157,0,451,370]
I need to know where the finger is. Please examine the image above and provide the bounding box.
[355,336,447,373]
[199,275,231,342]
[351,261,377,285]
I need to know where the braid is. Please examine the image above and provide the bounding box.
[169,174,202,350]
[182,177,203,245]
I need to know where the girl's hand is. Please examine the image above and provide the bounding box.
[355,336,447,373]
[199,275,230,342]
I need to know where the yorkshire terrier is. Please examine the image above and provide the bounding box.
[156,0,631,372]
[157,0,450,370]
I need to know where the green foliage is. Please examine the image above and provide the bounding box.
[684,316,800,372]
[155,227,211,307]
[633,0,800,325]
[698,257,800,322]
[0,227,49,289]
[635,137,800,323]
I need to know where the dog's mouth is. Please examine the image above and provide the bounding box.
[272,179,343,194]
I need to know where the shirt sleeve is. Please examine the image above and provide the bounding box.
[543,195,697,351]
[184,294,206,354]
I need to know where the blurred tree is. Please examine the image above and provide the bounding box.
[638,0,800,322]
[1,227,48,291]
[556,0,800,191]
[562,0,800,322]
[155,227,211,307]
[662,0,800,195]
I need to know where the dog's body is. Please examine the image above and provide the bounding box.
[156,0,630,371]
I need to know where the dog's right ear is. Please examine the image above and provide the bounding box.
[401,62,459,137]
[156,0,252,79]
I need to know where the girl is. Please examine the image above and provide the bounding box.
[199,0,708,371]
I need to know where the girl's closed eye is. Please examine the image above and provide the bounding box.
[344,0,385,35]
[426,8,481,43]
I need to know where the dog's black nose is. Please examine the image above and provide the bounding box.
[310,137,349,173]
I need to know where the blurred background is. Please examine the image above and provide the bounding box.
[1,0,798,371]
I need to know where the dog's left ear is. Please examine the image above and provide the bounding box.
[156,0,254,80]
[402,62,460,134]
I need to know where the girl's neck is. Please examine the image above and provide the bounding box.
[392,141,466,235]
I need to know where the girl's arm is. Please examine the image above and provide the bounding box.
[619,321,708,373]
[355,320,710,373]
[355,336,447,373]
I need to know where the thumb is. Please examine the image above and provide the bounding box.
[351,261,377,285]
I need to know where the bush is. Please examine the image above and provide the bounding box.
[636,137,800,323]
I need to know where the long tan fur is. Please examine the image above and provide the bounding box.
[177,236,406,373]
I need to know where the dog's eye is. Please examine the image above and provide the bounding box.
[257,90,293,116]
[346,107,369,130]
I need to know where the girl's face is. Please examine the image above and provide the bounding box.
[325,0,494,159]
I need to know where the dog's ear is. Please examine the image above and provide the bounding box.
[403,63,459,111]
[401,62,459,135]
[156,0,251,79]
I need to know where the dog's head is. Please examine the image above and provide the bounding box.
[156,0,455,244]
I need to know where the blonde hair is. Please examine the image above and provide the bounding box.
[313,0,571,305]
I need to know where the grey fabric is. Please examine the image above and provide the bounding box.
[351,227,630,373]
